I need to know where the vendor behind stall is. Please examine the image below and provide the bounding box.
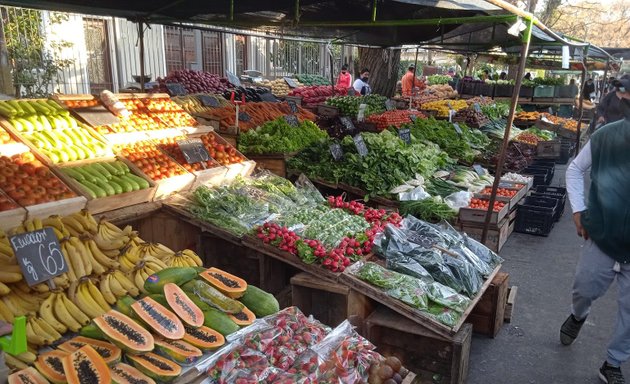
[401,64,425,97]
[353,68,372,95]
[336,64,352,89]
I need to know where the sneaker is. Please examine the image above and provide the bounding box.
[560,314,586,345]
[599,362,625,384]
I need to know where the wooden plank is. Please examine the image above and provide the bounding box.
[401,372,417,384]
[94,201,163,225]
[504,285,518,323]
[25,196,88,220]
[341,263,501,339]
[291,272,350,295]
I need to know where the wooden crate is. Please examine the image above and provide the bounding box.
[246,153,296,178]
[0,205,27,232]
[317,104,339,117]
[465,272,509,337]
[118,156,195,201]
[25,196,87,220]
[53,160,157,214]
[291,272,374,332]
[536,140,561,159]
[191,166,228,189]
[366,307,472,384]
[504,286,518,323]
[474,186,523,210]
[223,160,256,183]
[458,201,509,225]
[459,216,511,253]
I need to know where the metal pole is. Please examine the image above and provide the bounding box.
[481,18,534,243]
[575,48,589,154]
[138,21,146,92]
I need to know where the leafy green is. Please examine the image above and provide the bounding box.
[238,118,327,154]
[533,77,565,86]
[427,75,451,85]
[355,262,429,309]
[399,197,457,223]
[326,95,387,117]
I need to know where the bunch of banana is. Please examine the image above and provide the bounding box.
[69,278,111,320]
[26,315,62,346]
[41,214,71,239]
[61,210,98,236]
[164,249,203,268]
[2,290,34,318]
[38,291,90,334]
[6,350,37,370]
[10,283,48,314]
[136,242,175,260]
[61,238,89,280]
[128,257,168,294]
[99,269,141,304]
[93,219,134,257]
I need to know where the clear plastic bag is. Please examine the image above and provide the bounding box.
[444,191,473,210]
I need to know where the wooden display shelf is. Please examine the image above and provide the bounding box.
[25,195,87,220]
[341,262,501,339]
[459,214,515,253]
[223,160,256,183]
[465,272,509,337]
[191,166,228,190]
[244,152,297,178]
[53,159,157,214]
[241,234,340,284]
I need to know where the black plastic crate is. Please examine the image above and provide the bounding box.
[533,186,567,219]
[530,193,563,221]
[523,167,553,186]
[514,196,557,236]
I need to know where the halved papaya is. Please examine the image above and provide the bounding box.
[163,283,204,327]
[131,297,185,340]
[127,352,182,382]
[228,306,256,326]
[153,338,202,366]
[62,345,111,384]
[58,336,121,365]
[34,350,68,384]
[8,367,50,384]
[183,325,225,351]
[199,267,247,298]
[110,363,156,384]
[93,310,154,354]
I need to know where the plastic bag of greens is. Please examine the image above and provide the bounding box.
[385,254,434,283]
[249,171,311,206]
[438,220,503,275]
[426,302,462,327]
[426,281,471,313]
[443,254,483,297]
[295,174,326,205]
[353,262,429,309]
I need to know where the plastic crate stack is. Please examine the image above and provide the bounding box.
[514,185,567,236]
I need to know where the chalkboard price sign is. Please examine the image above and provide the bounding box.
[284,114,299,127]
[409,114,418,123]
[238,112,251,122]
[473,164,486,176]
[339,116,355,132]
[287,100,298,113]
[226,71,241,87]
[199,95,220,108]
[385,99,395,111]
[353,134,369,157]
[330,143,344,161]
[177,138,211,164]
[453,123,463,135]
[473,103,482,113]
[284,77,299,88]
[165,83,187,96]
[9,228,67,287]
[398,128,411,144]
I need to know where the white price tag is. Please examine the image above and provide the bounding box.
[357,103,367,122]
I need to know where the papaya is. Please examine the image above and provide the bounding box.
[62,345,111,384]
[127,352,182,382]
[114,295,136,317]
[79,322,106,340]
[131,297,185,340]
[153,338,202,366]
[228,306,256,326]
[163,283,204,327]
[34,350,68,384]
[93,310,154,354]
[182,279,244,314]
[8,367,50,384]
[110,363,156,384]
[58,336,121,366]
[238,284,280,317]
[144,267,198,294]
[199,267,247,298]
[186,294,239,336]
[183,325,225,351]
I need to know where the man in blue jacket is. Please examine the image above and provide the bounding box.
[562,96,630,384]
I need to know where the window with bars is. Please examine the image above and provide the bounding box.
[201,31,222,74]
[164,26,197,73]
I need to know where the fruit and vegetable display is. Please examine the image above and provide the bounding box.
[0,191,19,212]
[61,98,101,109]
[237,117,327,154]
[0,100,112,163]
[289,130,453,198]
[288,85,348,106]
[116,140,189,181]
[406,117,490,164]
[479,187,518,198]
[0,152,76,207]
[156,70,234,95]
[533,77,565,86]
[256,78,302,97]
[479,101,516,120]
[154,132,244,170]
[60,160,151,199]
[446,167,494,191]
[467,197,506,212]
[427,75,451,85]
[139,97,198,128]
[420,99,468,118]
[453,107,489,128]
[514,111,540,122]
[154,136,220,172]
[366,110,426,131]
[513,132,540,146]
[172,94,231,115]
[94,98,166,134]
[295,74,331,86]
[198,101,317,132]
[223,86,276,103]
[326,95,387,117]
[399,197,457,223]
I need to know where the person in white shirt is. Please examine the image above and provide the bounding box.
[353,68,371,95]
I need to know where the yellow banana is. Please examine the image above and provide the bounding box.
[85,279,111,313]
[10,289,39,312]
[68,279,78,303]
[0,282,10,296]
[0,299,14,323]
[3,295,24,317]
[52,273,70,289]
[61,215,86,236]
[134,271,147,294]
[99,274,117,305]
[59,291,90,326]
[0,241,13,257]
[70,237,94,276]
[52,292,82,332]
[143,255,168,269]
[0,270,23,283]
[38,293,67,334]
[5,352,28,370]
[86,239,120,268]
[73,282,104,319]
[14,350,37,365]
[107,272,127,297]
[63,240,85,279]
[113,270,139,297]
[33,316,62,341]
[74,210,97,234]
[42,215,70,238]
[182,249,203,266]
[31,283,50,293]
[32,217,43,230]
[26,318,48,346]
[99,220,124,236]
[24,219,35,232]
[66,239,89,277]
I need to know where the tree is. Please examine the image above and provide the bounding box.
[357,47,401,97]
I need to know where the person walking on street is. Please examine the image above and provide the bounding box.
[562,96,630,384]
[596,75,630,126]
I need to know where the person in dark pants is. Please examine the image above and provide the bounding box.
[562,97,630,384]
[597,76,630,126]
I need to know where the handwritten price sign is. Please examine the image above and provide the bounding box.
[9,228,67,286]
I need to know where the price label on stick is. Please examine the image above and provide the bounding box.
[398,128,411,144]
[330,142,344,161]
[165,83,187,96]
[473,164,486,176]
[199,95,220,108]
[357,103,367,122]
[385,99,395,111]
[409,114,418,123]
[287,100,298,113]
[353,134,369,157]
[10,228,67,287]
[284,77,299,88]
[453,123,463,135]
[448,109,455,123]
[284,114,299,127]
[177,138,211,164]
[339,116,355,132]
[474,103,482,113]
[238,111,251,122]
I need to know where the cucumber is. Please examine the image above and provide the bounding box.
[113,160,130,174]
[7,100,24,115]
[85,164,110,181]
[81,180,107,198]
[101,162,121,176]
[31,100,52,115]
[62,167,86,182]
[92,163,113,179]
[81,166,107,184]
[107,178,125,194]
[182,279,244,314]
[18,100,37,115]
[125,174,150,189]
[120,175,140,191]
[46,100,66,113]
[110,176,132,193]
[77,182,97,199]
[74,167,97,183]
[95,179,116,196]
[0,102,16,118]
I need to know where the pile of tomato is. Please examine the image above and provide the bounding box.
[200,133,244,166]
[481,187,517,198]
[468,198,506,212]
[117,141,187,181]
[367,110,427,131]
